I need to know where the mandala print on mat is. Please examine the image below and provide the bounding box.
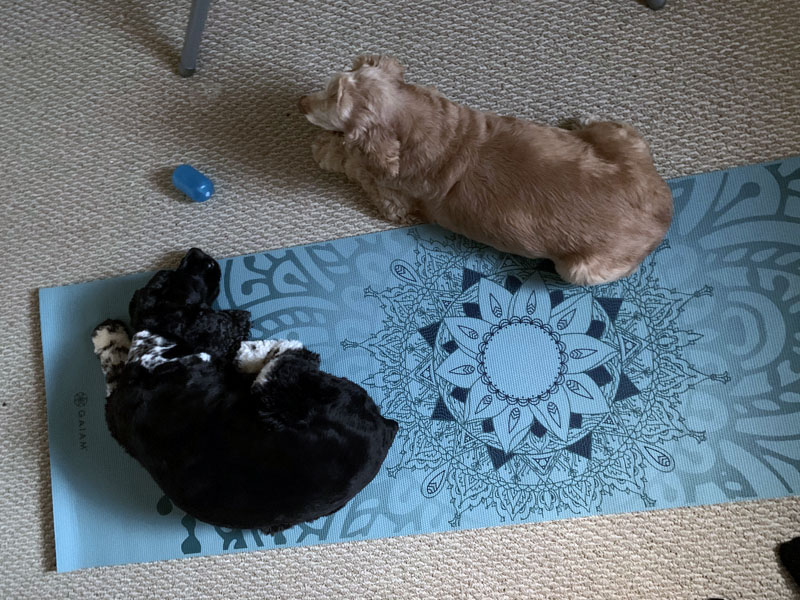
[346,230,722,525]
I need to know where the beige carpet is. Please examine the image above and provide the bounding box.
[2,0,799,597]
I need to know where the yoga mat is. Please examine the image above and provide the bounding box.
[40,157,800,572]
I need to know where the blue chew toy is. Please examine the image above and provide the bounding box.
[172,164,214,203]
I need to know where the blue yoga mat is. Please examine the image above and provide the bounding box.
[40,157,800,571]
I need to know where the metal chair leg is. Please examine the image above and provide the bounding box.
[178,0,211,77]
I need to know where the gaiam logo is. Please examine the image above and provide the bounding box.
[74,392,89,450]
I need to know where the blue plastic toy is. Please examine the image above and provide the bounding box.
[172,164,214,203]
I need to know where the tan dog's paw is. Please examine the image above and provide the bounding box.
[380,205,416,225]
[371,188,419,225]
[311,131,346,173]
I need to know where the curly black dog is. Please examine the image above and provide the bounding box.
[91,248,398,533]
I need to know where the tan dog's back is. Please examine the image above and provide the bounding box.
[429,114,673,284]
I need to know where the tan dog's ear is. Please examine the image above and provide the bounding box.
[351,55,404,81]
[347,126,400,178]
[336,74,356,120]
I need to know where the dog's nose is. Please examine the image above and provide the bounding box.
[298,95,310,115]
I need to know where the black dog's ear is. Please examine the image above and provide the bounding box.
[129,270,172,327]
[223,309,252,347]
[173,308,249,357]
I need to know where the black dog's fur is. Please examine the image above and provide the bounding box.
[92,248,398,533]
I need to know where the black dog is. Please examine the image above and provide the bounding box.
[91,248,398,533]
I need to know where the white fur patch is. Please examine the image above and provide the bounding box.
[128,331,175,369]
[236,340,280,373]
[128,331,211,371]
[236,339,304,374]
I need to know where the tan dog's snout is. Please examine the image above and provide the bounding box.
[298,95,310,115]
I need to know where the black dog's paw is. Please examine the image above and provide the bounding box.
[259,522,294,535]
[245,342,313,381]
[91,320,132,395]
[264,347,321,383]
[91,320,131,355]
[92,318,129,334]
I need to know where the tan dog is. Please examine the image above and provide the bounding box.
[299,55,673,285]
